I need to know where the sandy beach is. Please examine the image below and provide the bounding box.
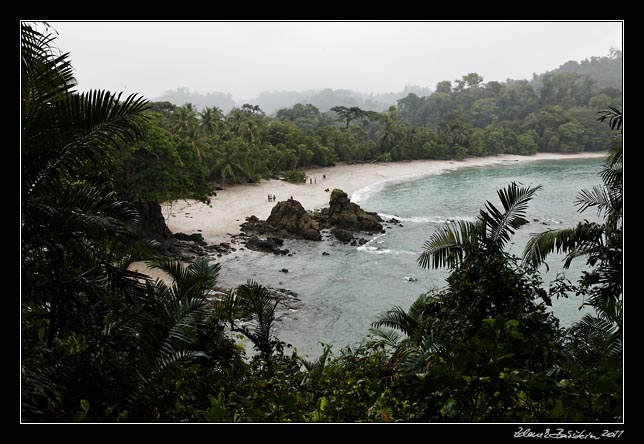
[161,152,606,245]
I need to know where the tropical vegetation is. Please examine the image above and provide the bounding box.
[21,22,622,423]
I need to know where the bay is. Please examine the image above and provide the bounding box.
[216,157,605,359]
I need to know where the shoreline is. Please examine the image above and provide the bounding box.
[161,152,606,245]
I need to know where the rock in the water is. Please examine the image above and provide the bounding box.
[266,199,321,240]
[332,228,354,243]
[319,189,383,233]
[245,236,289,255]
[280,268,289,273]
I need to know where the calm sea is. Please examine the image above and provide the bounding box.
[216,157,605,358]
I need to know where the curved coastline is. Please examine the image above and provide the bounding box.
[162,152,606,245]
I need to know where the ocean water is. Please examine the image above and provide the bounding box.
[215,158,605,359]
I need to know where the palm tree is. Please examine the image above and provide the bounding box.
[211,141,249,188]
[418,182,541,270]
[199,106,223,136]
[223,281,279,366]
[370,293,445,374]
[522,108,622,324]
[74,258,218,420]
[170,103,198,135]
[170,103,205,161]
[21,22,150,344]
[376,109,398,157]
[21,22,160,421]
[137,258,220,379]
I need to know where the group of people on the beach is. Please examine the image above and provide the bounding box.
[305,174,326,184]
[267,174,329,202]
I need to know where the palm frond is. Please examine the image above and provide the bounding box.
[301,343,333,374]
[21,23,77,116]
[371,306,417,337]
[597,107,622,133]
[565,314,622,367]
[368,327,403,347]
[481,182,541,247]
[575,185,617,217]
[187,259,221,293]
[407,293,430,322]
[23,90,149,199]
[417,220,479,269]
[522,222,602,269]
[143,350,208,385]
[233,281,278,355]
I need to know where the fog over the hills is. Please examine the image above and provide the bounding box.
[48,21,622,107]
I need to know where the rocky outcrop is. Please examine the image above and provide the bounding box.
[266,199,322,241]
[239,191,384,247]
[240,200,321,241]
[315,189,383,241]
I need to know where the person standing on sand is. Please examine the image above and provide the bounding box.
[273,194,276,202]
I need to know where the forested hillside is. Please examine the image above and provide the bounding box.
[531,49,622,92]
[155,51,621,117]
[134,64,621,210]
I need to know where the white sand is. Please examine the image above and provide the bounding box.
[161,152,606,245]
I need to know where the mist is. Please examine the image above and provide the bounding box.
[48,21,622,104]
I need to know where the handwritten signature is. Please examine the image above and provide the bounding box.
[514,427,624,439]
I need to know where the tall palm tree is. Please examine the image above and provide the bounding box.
[170,103,198,135]
[21,22,158,421]
[199,106,223,136]
[21,22,150,343]
[170,103,204,161]
[211,141,248,188]
[522,108,622,324]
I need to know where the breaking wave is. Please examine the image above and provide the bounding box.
[379,213,477,224]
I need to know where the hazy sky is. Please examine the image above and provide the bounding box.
[46,21,623,101]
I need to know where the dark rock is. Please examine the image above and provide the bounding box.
[240,201,321,241]
[266,200,321,240]
[174,232,193,241]
[332,228,354,243]
[189,233,204,243]
[322,252,330,256]
[245,236,289,255]
[280,268,289,273]
[317,189,383,233]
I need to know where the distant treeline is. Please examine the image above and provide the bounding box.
[119,53,621,205]
[154,50,622,115]
[154,85,434,114]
